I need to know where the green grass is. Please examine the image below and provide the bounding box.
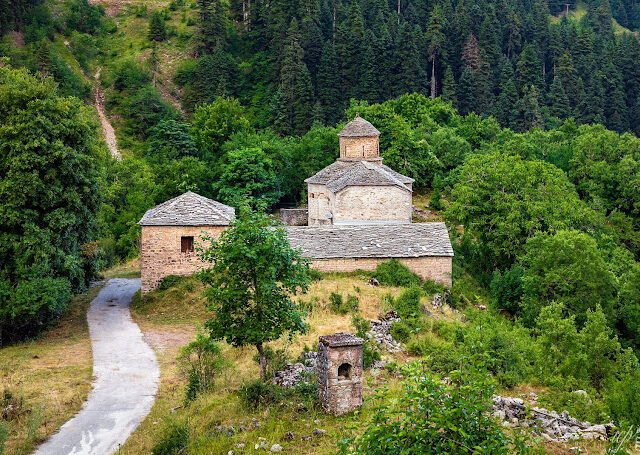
[550,1,634,35]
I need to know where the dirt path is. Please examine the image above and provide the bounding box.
[33,279,159,455]
[94,68,121,161]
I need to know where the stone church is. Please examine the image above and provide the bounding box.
[139,116,453,294]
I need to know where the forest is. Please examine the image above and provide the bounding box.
[1,0,640,450]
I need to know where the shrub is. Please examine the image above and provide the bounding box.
[157,274,184,291]
[352,314,380,368]
[329,292,358,314]
[390,321,412,343]
[422,279,445,295]
[373,259,421,287]
[252,345,289,380]
[363,344,381,369]
[393,287,423,321]
[238,380,285,410]
[308,268,323,281]
[338,352,532,454]
[352,314,370,338]
[178,330,224,402]
[489,265,524,314]
[151,420,189,455]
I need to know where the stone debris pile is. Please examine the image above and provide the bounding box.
[368,310,403,353]
[271,351,318,389]
[492,395,614,442]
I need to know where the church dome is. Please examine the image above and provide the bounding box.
[338,114,381,137]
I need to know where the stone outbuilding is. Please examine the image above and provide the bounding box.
[305,115,414,226]
[287,223,454,287]
[317,333,364,415]
[138,191,234,294]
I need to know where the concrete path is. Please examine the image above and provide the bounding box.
[34,278,159,455]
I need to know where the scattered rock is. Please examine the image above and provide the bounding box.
[312,428,327,438]
[372,360,388,369]
[368,311,403,353]
[368,277,380,287]
[432,294,443,309]
[283,431,295,441]
[270,443,283,452]
[272,362,314,389]
[492,395,614,442]
[572,389,592,404]
[477,304,488,311]
[255,438,269,450]
[236,442,245,449]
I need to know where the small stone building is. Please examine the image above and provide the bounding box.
[317,333,364,415]
[287,223,454,287]
[305,115,414,225]
[138,191,234,294]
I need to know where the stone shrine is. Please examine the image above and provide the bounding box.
[317,333,364,415]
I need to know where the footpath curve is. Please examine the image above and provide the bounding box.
[34,278,159,455]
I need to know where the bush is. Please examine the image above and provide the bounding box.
[157,274,184,291]
[338,352,532,454]
[329,293,358,314]
[390,321,412,343]
[393,287,423,321]
[238,380,285,410]
[373,259,422,287]
[308,268,323,281]
[352,314,380,368]
[151,420,189,455]
[422,279,445,295]
[489,265,524,314]
[178,330,224,402]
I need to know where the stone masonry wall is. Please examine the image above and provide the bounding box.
[310,256,452,287]
[334,185,411,224]
[339,136,379,159]
[280,208,308,226]
[308,183,334,226]
[140,225,226,294]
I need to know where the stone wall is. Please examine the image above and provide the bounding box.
[307,183,334,226]
[280,208,308,226]
[334,185,411,224]
[140,225,226,294]
[339,136,379,159]
[310,256,452,287]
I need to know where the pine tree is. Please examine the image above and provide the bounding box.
[506,11,522,59]
[148,10,167,42]
[457,67,476,115]
[35,39,52,76]
[270,89,290,135]
[301,15,324,85]
[548,75,570,119]
[461,33,480,73]
[516,44,543,93]
[632,93,640,136]
[394,21,422,94]
[293,64,314,135]
[593,0,614,37]
[494,77,520,129]
[427,4,446,98]
[556,52,579,107]
[199,0,227,53]
[475,57,494,116]
[279,19,306,131]
[441,66,457,107]
[317,41,342,125]
[360,38,381,102]
[521,84,543,130]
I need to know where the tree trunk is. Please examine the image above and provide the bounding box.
[397,0,401,24]
[431,58,436,99]
[256,342,267,381]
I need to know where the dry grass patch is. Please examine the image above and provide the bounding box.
[0,285,100,455]
[102,258,141,279]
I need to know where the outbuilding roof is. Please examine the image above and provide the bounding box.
[338,115,381,137]
[286,223,454,259]
[138,191,235,226]
[305,161,414,193]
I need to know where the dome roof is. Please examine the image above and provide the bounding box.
[338,115,381,137]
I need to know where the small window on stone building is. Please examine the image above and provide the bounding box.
[338,363,351,380]
[181,236,194,253]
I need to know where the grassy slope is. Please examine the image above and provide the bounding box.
[550,1,635,35]
[122,273,457,454]
[0,285,100,455]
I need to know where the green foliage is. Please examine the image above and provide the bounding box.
[0,66,105,345]
[393,288,423,322]
[373,259,421,288]
[199,205,312,380]
[489,265,524,314]
[147,119,198,162]
[329,292,358,315]
[122,86,174,138]
[520,230,617,326]
[148,10,167,41]
[214,148,281,208]
[390,321,411,343]
[339,352,533,454]
[237,380,285,410]
[251,345,289,380]
[178,329,224,402]
[351,313,380,368]
[191,97,250,162]
[151,420,189,455]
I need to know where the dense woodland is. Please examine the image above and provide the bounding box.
[2,0,640,446]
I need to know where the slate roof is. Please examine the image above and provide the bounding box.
[305,160,414,193]
[138,191,235,226]
[320,333,364,347]
[338,115,381,137]
[286,223,454,259]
